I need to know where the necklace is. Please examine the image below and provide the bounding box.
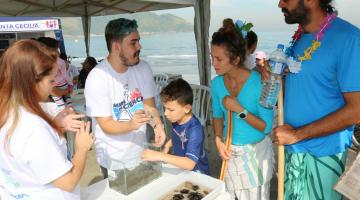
[285,13,337,62]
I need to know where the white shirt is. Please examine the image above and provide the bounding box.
[67,64,80,82]
[245,54,256,70]
[85,59,156,170]
[40,102,63,119]
[0,107,79,200]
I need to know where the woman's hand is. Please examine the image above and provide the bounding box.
[222,96,242,113]
[55,107,86,132]
[75,121,94,153]
[215,136,231,160]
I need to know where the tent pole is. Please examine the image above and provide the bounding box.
[82,2,91,57]
[194,0,211,86]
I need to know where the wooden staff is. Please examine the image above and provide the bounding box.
[219,110,233,181]
[277,81,285,200]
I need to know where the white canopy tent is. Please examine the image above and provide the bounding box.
[0,0,211,85]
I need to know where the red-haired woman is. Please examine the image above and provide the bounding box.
[0,40,94,200]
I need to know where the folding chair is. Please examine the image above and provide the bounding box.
[190,84,212,150]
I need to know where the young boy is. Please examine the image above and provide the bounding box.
[142,79,210,175]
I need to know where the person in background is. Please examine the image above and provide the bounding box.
[0,39,93,200]
[78,56,97,89]
[84,18,166,178]
[142,79,210,175]
[244,31,258,70]
[254,51,267,72]
[37,37,73,109]
[60,53,79,90]
[259,0,360,199]
[211,18,274,200]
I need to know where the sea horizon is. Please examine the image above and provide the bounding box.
[65,31,293,84]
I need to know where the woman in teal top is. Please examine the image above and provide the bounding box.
[211,18,274,200]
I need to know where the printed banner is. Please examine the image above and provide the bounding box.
[0,19,59,32]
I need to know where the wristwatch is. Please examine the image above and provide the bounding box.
[237,109,248,119]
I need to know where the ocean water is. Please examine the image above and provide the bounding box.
[64,31,293,84]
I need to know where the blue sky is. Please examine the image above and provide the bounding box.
[155,0,360,32]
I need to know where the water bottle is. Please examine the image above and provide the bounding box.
[259,44,286,108]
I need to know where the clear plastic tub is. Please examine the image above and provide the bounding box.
[107,143,162,195]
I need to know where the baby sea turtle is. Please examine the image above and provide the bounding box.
[180,188,190,194]
[188,192,203,200]
[172,193,184,200]
[191,185,199,191]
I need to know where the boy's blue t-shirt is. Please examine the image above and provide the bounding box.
[172,115,210,175]
[284,17,360,157]
[211,71,273,145]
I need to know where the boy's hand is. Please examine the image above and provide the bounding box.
[162,139,172,153]
[162,146,170,154]
[141,149,164,162]
[144,105,166,147]
[215,136,231,160]
[153,125,166,147]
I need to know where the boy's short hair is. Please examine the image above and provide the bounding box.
[105,18,138,52]
[160,79,193,106]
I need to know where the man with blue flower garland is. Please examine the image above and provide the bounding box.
[261,0,360,199]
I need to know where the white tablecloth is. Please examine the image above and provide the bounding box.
[81,164,231,200]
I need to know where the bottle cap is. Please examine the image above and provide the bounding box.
[277,44,284,50]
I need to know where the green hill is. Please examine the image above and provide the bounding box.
[61,12,193,36]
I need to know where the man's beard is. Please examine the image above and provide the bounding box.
[282,0,310,26]
[119,50,140,67]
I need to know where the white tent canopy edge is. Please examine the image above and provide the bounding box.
[0,0,211,86]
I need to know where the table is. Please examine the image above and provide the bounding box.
[81,164,231,200]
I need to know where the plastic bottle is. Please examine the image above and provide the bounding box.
[259,44,286,108]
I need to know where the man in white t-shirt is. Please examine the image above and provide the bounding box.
[85,18,166,177]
